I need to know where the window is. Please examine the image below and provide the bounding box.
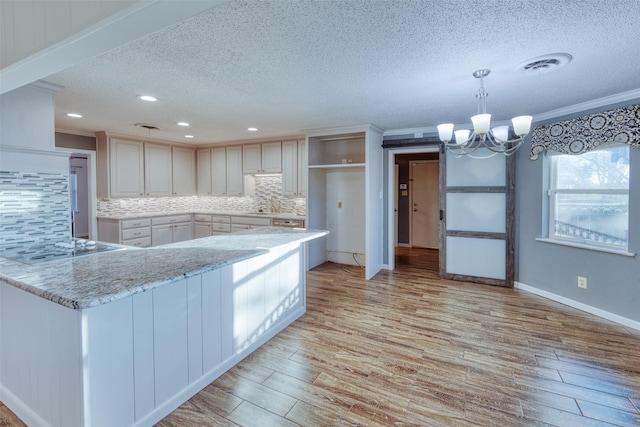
[548,144,629,250]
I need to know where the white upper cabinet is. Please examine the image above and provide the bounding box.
[211,147,227,196]
[282,140,298,196]
[226,146,243,196]
[172,147,196,196]
[261,141,282,173]
[196,149,212,196]
[107,137,144,198]
[243,142,282,174]
[298,140,307,196]
[243,144,261,174]
[145,143,172,197]
[282,140,306,197]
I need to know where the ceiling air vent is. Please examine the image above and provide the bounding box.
[515,53,572,76]
[135,123,162,131]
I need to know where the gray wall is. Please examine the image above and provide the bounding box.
[515,103,640,323]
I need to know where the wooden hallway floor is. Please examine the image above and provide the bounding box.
[2,248,639,426]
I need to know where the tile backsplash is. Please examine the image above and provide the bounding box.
[97,174,306,217]
[0,171,71,245]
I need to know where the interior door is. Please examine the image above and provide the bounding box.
[411,161,439,249]
[439,147,514,287]
[394,164,399,247]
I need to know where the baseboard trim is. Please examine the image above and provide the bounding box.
[514,281,640,331]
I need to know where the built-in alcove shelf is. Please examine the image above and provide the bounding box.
[307,132,365,166]
[307,163,365,169]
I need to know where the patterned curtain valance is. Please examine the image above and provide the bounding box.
[529,104,640,160]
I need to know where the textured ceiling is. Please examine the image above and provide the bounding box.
[45,0,640,145]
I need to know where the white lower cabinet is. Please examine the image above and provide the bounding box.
[151,215,193,246]
[211,216,231,234]
[0,242,307,427]
[230,216,271,232]
[194,215,231,238]
[98,218,152,247]
[194,221,212,239]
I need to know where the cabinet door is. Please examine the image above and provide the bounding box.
[211,147,227,196]
[172,147,196,196]
[261,141,282,173]
[145,144,173,196]
[226,146,243,196]
[298,140,307,196]
[110,138,144,197]
[173,222,193,243]
[152,224,173,246]
[243,144,261,174]
[196,149,212,195]
[194,222,212,239]
[282,140,298,196]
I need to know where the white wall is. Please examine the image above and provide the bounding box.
[0,83,57,151]
[326,168,366,264]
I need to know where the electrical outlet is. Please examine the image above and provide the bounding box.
[338,201,342,208]
[577,276,587,289]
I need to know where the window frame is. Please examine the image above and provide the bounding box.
[546,143,630,252]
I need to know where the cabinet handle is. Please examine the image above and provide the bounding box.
[133,232,141,236]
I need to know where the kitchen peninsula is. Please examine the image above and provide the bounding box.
[0,227,327,427]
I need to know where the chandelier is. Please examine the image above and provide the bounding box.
[437,69,533,158]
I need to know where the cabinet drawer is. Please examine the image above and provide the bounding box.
[121,218,151,229]
[194,214,212,222]
[212,216,231,224]
[231,216,271,226]
[212,223,231,233]
[152,215,192,225]
[122,227,151,240]
[122,236,151,248]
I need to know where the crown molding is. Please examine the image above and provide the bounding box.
[532,89,640,123]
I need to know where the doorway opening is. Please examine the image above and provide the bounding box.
[69,154,89,238]
[388,147,440,271]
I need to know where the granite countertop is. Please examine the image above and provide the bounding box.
[0,227,327,310]
[97,211,306,221]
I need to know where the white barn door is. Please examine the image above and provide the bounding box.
[439,147,515,287]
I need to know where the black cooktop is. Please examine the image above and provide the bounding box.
[0,239,126,265]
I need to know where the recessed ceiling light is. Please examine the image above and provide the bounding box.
[66,113,83,118]
[138,95,158,102]
[184,135,194,139]
[177,122,190,127]
[247,127,258,132]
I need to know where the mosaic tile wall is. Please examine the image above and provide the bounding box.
[0,172,71,245]
[97,174,306,217]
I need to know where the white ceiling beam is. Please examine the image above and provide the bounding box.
[0,0,228,95]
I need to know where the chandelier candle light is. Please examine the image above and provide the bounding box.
[437,69,533,158]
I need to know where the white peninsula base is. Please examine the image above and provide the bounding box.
[1,241,307,427]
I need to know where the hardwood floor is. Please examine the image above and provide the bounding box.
[2,248,639,426]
